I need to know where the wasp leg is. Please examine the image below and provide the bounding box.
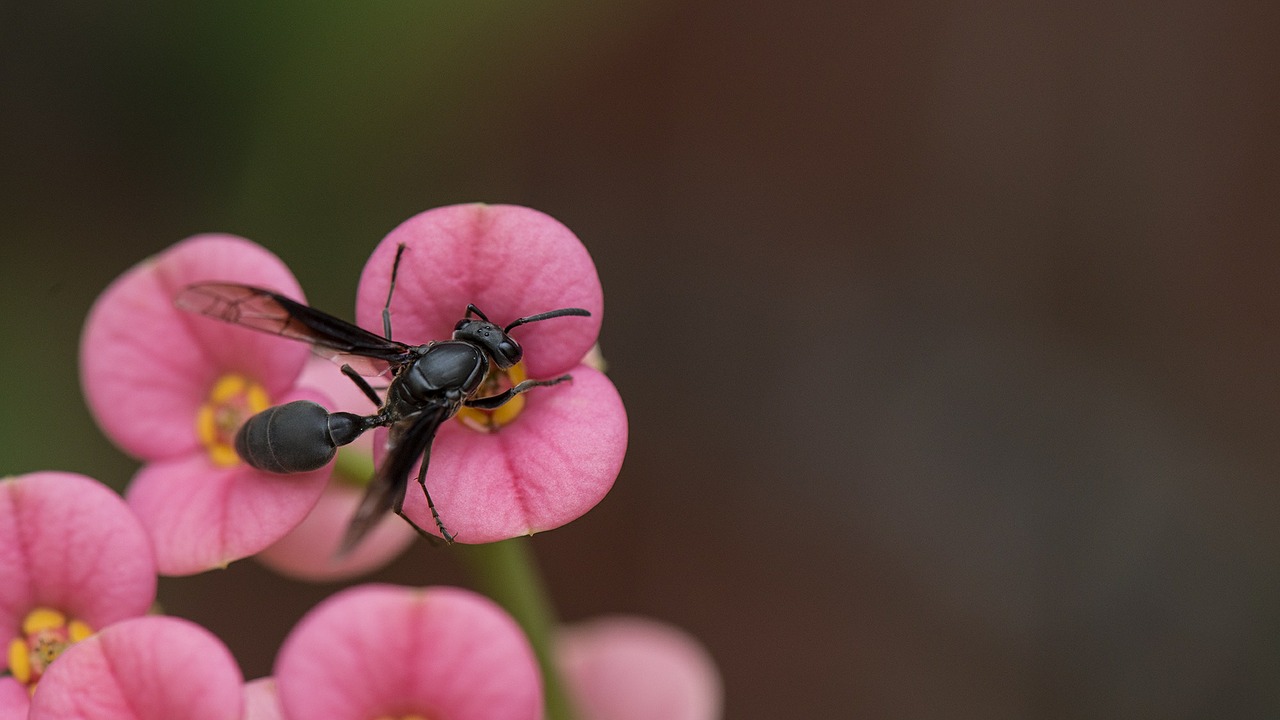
[389,468,455,540]
[387,480,447,546]
[405,448,455,544]
[382,243,407,340]
[466,374,573,410]
[340,363,383,406]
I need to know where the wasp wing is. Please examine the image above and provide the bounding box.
[176,282,415,375]
[336,402,454,555]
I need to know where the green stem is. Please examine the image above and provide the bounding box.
[452,538,576,720]
[333,445,375,488]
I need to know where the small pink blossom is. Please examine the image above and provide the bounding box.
[558,616,723,720]
[254,358,417,581]
[354,204,628,542]
[274,584,542,720]
[0,678,26,720]
[241,678,283,720]
[253,478,417,581]
[0,471,156,706]
[80,235,332,575]
[27,616,244,720]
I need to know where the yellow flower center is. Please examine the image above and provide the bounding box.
[196,373,270,466]
[455,361,528,433]
[7,608,93,692]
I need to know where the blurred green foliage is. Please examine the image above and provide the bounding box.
[1,1,653,488]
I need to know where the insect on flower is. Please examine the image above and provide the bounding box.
[175,244,590,553]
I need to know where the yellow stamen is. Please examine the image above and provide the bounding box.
[21,608,67,635]
[196,405,218,447]
[9,607,94,691]
[8,638,30,684]
[456,362,528,433]
[68,620,92,643]
[195,373,271,466]
[209,374,247,403]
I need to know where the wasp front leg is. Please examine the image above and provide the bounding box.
[465,375,573,410]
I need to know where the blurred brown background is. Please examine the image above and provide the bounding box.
[4,2,1279,717]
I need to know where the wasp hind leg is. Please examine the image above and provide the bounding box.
[397,449,455,544]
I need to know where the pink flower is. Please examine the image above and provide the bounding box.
[80,235,332,576]
[558,616,723,720]
[0,471,156,707]
[27,616,244,720]
[353,204,628,543]
[255,359,417,581]
[241,678,283,720]
[0,678,26,720]
[274,584,543,720]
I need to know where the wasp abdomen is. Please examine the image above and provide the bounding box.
[235,400,362,473]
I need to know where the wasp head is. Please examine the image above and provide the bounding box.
[453,303,591,370]
[454,317,522,369]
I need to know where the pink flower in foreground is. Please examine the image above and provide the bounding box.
[80,235,332,575]
[27,616,244,720]
[354,204,628,543]
[0,472,156,708]
[558,616,723,720]
[0,678,26,720]
[274,584,542,720]
[255,359,417,581]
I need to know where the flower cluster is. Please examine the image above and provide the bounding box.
[4,204,718,720]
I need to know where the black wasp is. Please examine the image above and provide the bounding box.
[175,245,589,553]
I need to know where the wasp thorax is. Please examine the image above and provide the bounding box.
[196,374,271,467]
[456,361,529,433]
[7,608,93,692]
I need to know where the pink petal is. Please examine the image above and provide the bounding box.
[155,235,309,386]
[275,585,542,720]
[0,472,156,657]
[0,677,29,720]
[28,616,244,720]
[257,356,417,579]
[125,385,331,576]
[355,204,604,378]
[126,457,328,576]
[254,479,417,582]
[558,617,723,720]
[294,357,379,453]
[242,678,284,720]
[81,235,309,461]
[386,366,627,543]
[256,360,414,580]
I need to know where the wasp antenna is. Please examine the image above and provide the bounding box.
[466,304,490,322]
[504,307,591,333]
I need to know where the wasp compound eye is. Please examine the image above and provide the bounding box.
[498,340,521,364]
